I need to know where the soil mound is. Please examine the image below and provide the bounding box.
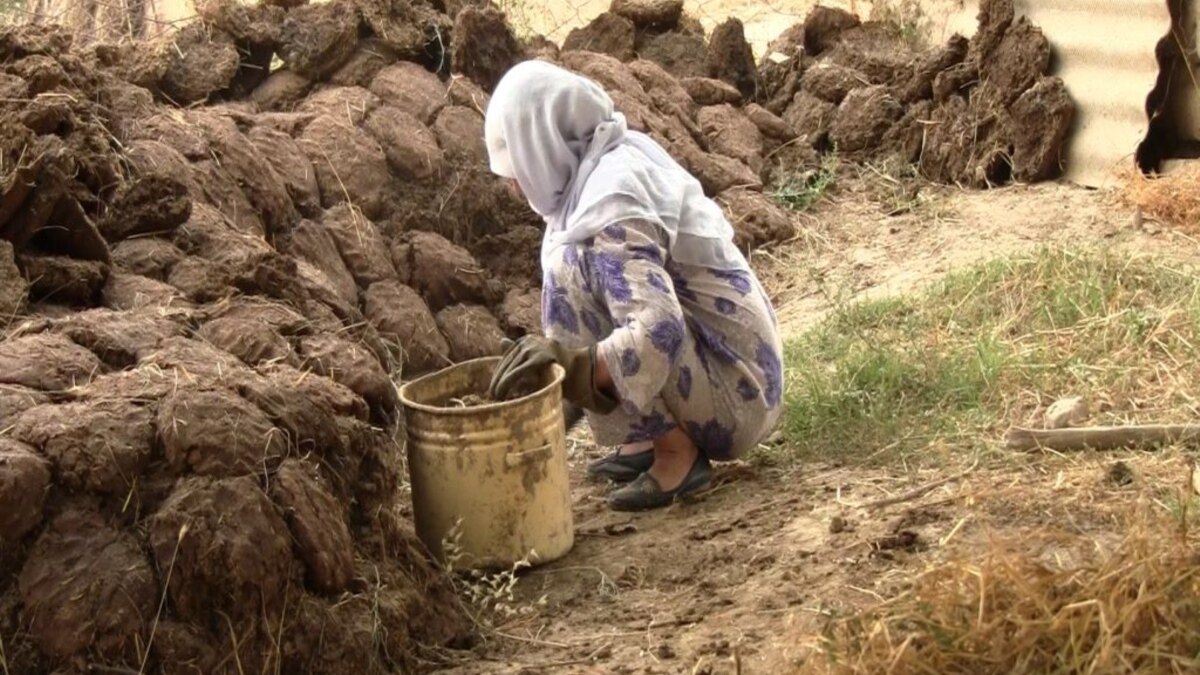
[557,0,1071,189]
[0,8,495,672]
[760,0,1072,186]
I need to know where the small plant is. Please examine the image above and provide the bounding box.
[773,151,839,213]
[441,520,546,625]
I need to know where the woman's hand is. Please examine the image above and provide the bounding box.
[489,336,560,399]
[490,336,618,414]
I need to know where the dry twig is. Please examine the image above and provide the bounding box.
[858,460,980,510]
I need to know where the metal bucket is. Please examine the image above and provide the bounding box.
[398,357,573,570]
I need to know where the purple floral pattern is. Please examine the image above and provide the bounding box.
[626,412,676,443]
[692,320,740,364]
[686,420,735,459]
[630,243,664,264]
[649,318,684,363]
[713,269,752,296]
[668,265,697,302]
[539,217,781,462]
[620,347,641,377]
[579,250,595,294]
[756,340,783,408]
[602,224,627,242]
[677,365,692,400]
[542,275,579,334]
[647,271,671,295]
[594,252,633,303]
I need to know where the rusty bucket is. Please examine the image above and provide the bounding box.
[398,357,573,570]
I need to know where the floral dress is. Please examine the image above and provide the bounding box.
[542,219,783,461]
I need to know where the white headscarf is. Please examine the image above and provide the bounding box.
[485,60,746,273]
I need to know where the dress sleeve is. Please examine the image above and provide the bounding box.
[590,220,686,414]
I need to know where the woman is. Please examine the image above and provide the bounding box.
[485,60,783,512]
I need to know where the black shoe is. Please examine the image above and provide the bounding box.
[607,456,712,512]
[585,449,654,483]
[563,402,587,432]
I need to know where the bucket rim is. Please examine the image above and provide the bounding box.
[398,356,566,415]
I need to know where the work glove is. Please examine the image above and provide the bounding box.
[489,335,618,414]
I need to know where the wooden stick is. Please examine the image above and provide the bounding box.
[1006,424,1200,452]
[859,460,979,510]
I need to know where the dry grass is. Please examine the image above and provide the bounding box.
[868,0,931,49]
[802,505,1200,674]
[1119,164,1200,232]
[779,240,1200,672]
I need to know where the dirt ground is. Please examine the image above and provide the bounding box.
[427,178,1196,674]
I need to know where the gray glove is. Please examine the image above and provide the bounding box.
[489,336,618,414]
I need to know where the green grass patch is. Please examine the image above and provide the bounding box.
[778,248,1200,466]
[773,152,839,213]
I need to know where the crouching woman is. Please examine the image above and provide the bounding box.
[485,61,784,512]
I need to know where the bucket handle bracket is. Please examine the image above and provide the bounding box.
[506,444,552,468]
